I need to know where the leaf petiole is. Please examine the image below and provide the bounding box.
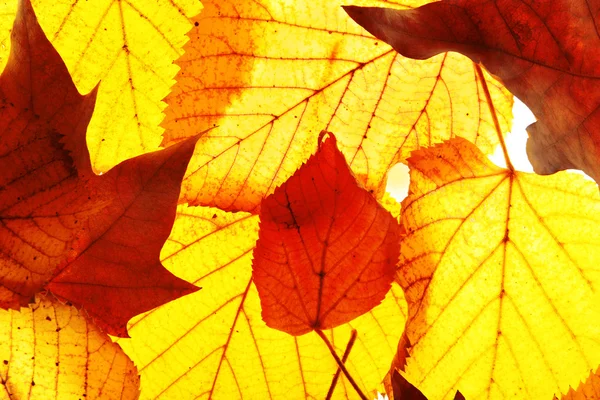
[316,329,368,400]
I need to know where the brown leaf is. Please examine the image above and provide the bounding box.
[344,1,600,183]
[0,0,198,337]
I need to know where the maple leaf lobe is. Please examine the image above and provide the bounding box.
[253,132,401,336]
[0,0,199,337]
[0,0,97,307]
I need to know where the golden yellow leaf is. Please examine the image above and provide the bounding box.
[556,367,600,400]
[0,295,139,400]
[117,205,407,399]
[398,138,600,399]
[0,0,201,172]
[162,0,513,212]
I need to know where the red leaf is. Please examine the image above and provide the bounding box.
[344,1,600,184]
[0,0,198,337]
[252,132,401,336]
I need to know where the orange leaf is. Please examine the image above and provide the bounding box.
[163,0,512,213]
[397,138,600,399]
[252,132,401,336]
[0,0,197,337]
[0,295,139,399]
[555,366,600,400]
[344,1,600,183]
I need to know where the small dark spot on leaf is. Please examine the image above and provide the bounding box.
[194,21,199,26]
[45,316,51,321]
[2,360,7,365]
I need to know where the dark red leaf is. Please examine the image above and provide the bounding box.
[252,132,401,336]
[344,1,600,184]
[0,0,198,337]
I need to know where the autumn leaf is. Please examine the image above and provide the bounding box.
[344,1,600,184]
[0,0,198,337]
[396,137,600,399]
[162,0,512,212]
[391,369,428,400]
[0,295,139,400]
[252,132,401,336]
[391,369,465,400]
[0,0,201,173]
[117,205,407,399]
[555,367,600,400]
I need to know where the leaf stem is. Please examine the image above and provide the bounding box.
[474,63,514,171]
[316,329,368,400]
[325,329,358,400]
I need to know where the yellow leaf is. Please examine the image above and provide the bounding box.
[0,0,201,172]
[118,205,407,399]
[0,295,139,400]
[555,366,600,400]
[162,0,513,212]
[398,138,600,399]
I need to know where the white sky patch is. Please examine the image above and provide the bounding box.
[385,97,537,203]
[488,97,535,171]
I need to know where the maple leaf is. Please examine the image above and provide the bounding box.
[117,205,407,399]
[396,137,600,399]
[161,0,512,213]
[555,366,600,400]
[0,0,198,337]
[344,1,600,184]
[0,0,202,173]
[252,132,401,336]
[0,295,139,399]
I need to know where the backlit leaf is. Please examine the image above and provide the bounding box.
[163,0,512,212]
[0,0,201,172]
[344,1,600,184]
[0,295,139,400]
[555,366,600,400]
[391,369,428,400]
[117,205,407,399]
[0,0,198,337]
[397,138,600,399]
[253,132,401,335]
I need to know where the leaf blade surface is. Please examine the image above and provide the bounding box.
[398,138,600,399]
[163,0,513,212]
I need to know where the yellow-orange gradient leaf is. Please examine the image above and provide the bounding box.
[162,0,513,212]
[555,366,600,400]
[117,205,407,399]
[398,138,600,400]
[0,295,139,400]
[0,0,202,172]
